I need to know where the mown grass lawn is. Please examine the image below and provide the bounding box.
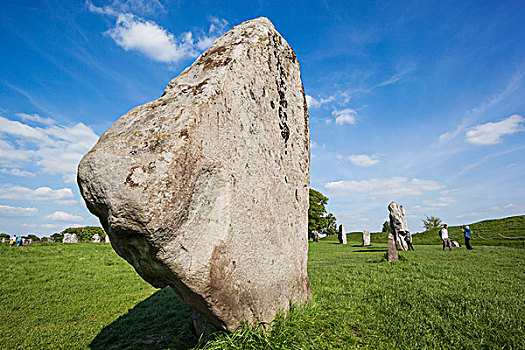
[1,240,524,349]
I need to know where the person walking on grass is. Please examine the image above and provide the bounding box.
[10,235,16,247]
[440,224,452,251]
[461,225,473,250]
[16,235,22,246]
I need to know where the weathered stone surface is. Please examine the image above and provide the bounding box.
[63,233,78,243]
[388,202,408,251]
[362,230,370,246]
[92,234,101,243]
[104,234,110,243]
[78,17,311,332]
[338,224,347,244]
[387,233,398,262]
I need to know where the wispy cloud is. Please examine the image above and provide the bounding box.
[0,114,99,182]
[0,168,36,177]
[374,66,416,88]
[439,70,524,143]
[325,177,445,199]
[16,113,55,125]
[44,211,84,222]
[465,114,524,145]
[410,197,457,213]
[0,184,74,201]
[306,94,335,109]
[88,2,228,64]
[0,204,38,217]
[332,108,357,125]
[348,154,380,167]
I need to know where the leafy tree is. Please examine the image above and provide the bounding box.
[382,221,391,233]
[0,233,10,239]
[27,234,40,241]
[325,213,338,236]
[422,216,443,230]
[51,232,64,242]
[61,226,105,242]
[308,188,338,235]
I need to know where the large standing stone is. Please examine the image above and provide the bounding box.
[77,17,311,332]
[63,233,78,243]
[338,224,347,245]
[362,230,370,246]
[388,202,409,251]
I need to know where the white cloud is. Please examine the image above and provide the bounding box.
[349,154,380,167]
[306,95,335,109]
[21,223,63,229]
[16,113,55,125]
[0,168,36,177]
[89,3,227,64]
[0,140,35,165]
[0,116,50,141]
[0,185,74,201]
[410,197,457,213]
[0,115,99,182]
[465,114,524,145]
[55,199,78,205]
[107,13,198,63]
[325,177,445,199]
[0,204,38,217]
[332,108,357,125]
[44,211,84,222]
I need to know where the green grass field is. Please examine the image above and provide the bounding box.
[1,236,524,349]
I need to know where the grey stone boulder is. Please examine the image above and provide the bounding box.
[338,224,347,245]
[63,233,78,243]
[78,17,311,332]
[388,202,409,251]
[91,233,101,243]
[362,230,370,246]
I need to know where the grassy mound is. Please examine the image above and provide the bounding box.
[412,215,525,248]
[1,239,524,349]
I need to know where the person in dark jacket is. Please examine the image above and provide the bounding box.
[461,225,473,250]
[405,231,414,250]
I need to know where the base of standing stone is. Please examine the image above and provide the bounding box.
[387,233,398,262]
[193,311,220,340]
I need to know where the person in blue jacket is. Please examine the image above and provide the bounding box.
[461,225,473,250]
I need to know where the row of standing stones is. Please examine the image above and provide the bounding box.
[76,16,411,336]
[62,233,110,244]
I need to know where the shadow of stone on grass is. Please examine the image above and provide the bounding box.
[354,249,388,253]
[90,287,197,350]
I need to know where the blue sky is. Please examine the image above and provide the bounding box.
[1,0,524,236]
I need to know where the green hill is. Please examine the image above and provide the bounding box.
[323,215,525,248]
[413,215,525,248]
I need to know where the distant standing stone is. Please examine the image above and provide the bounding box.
[63,233,78,243]
[104,234,110,243]
[338,224,347,245]
[77,17,311,332]
[92,234,101,243]
[362,230,371,246]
